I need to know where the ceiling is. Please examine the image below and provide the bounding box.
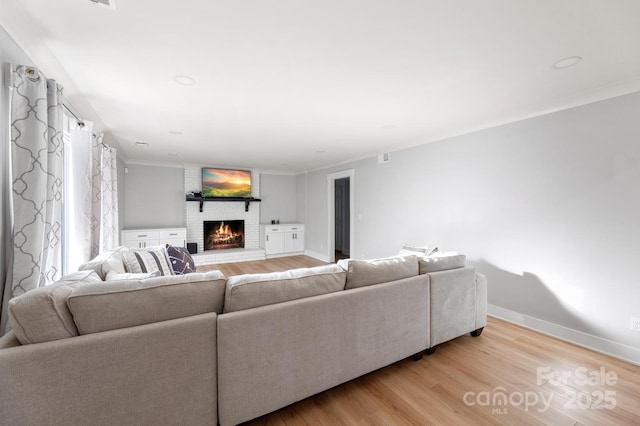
[2,0,640,173]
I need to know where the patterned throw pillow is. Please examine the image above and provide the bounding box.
[166,245,196,275]
[123,247,173,276]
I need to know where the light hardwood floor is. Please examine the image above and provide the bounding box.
[200,256,640,425]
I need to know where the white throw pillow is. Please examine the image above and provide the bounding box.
[398,244,429,257]
[123,246,173,276]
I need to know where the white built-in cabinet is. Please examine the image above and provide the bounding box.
[121,227,186,249]
[262,224,305,256]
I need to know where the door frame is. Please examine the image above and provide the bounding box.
[327,169,355,262]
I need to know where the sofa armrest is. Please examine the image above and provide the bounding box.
[0,313,218,426]
[475,272,488,330]
[428,267,480,347]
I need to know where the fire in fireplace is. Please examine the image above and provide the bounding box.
[204,220,245,251]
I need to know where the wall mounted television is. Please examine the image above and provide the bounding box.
[201,168,252,198]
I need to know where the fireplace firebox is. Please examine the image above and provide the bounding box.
[203,220,245,251]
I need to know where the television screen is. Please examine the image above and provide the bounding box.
[202,168,252,198]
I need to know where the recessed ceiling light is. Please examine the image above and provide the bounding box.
[553,56,582,69]
[168,130,183,135]
[173,75,196,86]
[168,153,178,157]
[135,141,149,147]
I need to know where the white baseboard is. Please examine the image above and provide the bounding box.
[488,304,640,366]
[265,252,304,259]
[305,250,330,263]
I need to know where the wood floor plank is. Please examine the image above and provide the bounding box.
[198,256,640,425]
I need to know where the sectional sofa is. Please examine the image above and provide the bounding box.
[0,248,487,426]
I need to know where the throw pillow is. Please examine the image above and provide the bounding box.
[123,246,173,276]
[166,245,196,275]
[398,244,428,257]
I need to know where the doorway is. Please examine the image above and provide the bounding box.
[334,177,350,261]
[327,169,354,263]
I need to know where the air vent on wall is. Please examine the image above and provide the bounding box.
[89,0,117,10]
[377,153,391,164]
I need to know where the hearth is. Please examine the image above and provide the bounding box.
[203,220,245,250]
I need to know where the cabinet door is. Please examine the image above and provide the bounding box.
[122,231,159,249]
[293,231,305,252]
[265,232,285,255]
[284,231,304,253]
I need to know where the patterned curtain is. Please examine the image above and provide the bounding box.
[90,133,119,258]
[1,65,63,332]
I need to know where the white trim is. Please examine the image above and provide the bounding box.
[265,252,304,259]
[124,160,186,169]
[305,249,330,263]
[326,169,355,263]
[488,304,640,366]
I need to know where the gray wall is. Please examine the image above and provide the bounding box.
[260,174,298,224]
[301,92,640,361]
[123,164,184,228]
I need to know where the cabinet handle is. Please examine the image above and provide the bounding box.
[292,228,298,230]
[138,235,147,237]
[266,235,269,242]
[169,233,178,236]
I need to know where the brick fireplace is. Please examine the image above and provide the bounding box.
[184,166,265,264]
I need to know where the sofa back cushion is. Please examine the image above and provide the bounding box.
[338,255,419,289]
[418,252,466,274]
[78,246,128,280]
[7,270,102,344]
[223,264,346,313]
[68,271,226,335]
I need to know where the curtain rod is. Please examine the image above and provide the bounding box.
[62,102,85,128]
[62,100,103,141]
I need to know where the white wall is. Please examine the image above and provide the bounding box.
[260,174,297,224]
[123,164,184,228]
[301,92,640,363]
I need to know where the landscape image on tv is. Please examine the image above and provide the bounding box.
[202,168,252,198]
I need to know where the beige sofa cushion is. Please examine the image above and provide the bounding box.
[338,255,419,289]
[223,264,346,313]
[68,271,227,335]
[78,246,128,280]
[418,252,466,274]
[7,270,102,344]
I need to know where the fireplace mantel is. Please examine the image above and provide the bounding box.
[186,196,261,212]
